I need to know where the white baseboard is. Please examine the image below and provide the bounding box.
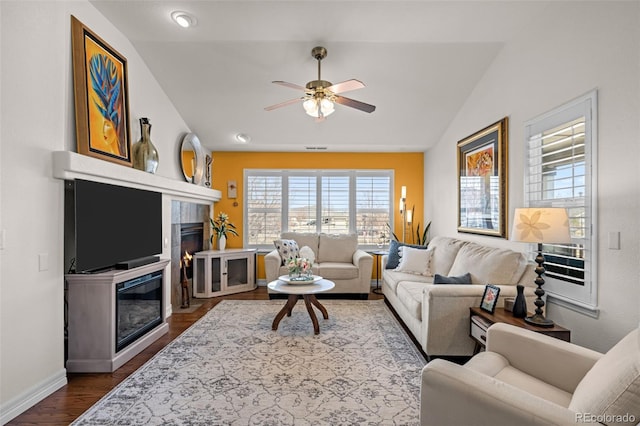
[1,368,67,425]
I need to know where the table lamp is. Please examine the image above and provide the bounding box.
[511,207,571,327]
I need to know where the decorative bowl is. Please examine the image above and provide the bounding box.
[278,275,322,285]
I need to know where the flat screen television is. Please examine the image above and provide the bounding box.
[67,179,162,273]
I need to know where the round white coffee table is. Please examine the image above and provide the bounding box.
[267,279,335,335]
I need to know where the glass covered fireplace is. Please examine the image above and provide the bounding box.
[116,270,163,352]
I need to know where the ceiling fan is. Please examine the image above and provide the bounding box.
[264,46,376,121]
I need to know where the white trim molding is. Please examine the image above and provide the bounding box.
[0,369,67,424]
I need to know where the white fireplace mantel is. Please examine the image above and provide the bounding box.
[52,151,221,203]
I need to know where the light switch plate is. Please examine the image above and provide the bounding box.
[608,231,620,250]
[39,253,49,271]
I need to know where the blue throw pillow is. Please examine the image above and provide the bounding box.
[385,240,428,269]
[433,273,472,284]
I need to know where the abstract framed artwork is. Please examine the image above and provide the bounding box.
[71,16,132,166]
[457,117,508,238]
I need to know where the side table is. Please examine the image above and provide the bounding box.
[367,250,388,295]
[469,307,571,354]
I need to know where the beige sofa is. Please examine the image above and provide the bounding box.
[265,232,373,298]
[421,323,640,426]
[382,236,537,358]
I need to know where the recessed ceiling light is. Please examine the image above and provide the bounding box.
[235,133,251,143]
[171,11,196,28]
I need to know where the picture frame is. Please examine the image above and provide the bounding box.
[457,117,508,238]
[71,16,132,167]
[480,284,501,314]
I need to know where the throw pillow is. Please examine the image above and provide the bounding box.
[299,245,316,265]
[433,272,472,284]
[273,239,300,266]
[395,246,433,275]
[385,240,428,269]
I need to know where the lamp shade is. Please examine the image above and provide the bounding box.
[511,208,571,243]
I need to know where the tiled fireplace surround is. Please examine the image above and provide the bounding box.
[170,201,211,310]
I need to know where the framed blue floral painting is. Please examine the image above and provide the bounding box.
[71,16,132,166]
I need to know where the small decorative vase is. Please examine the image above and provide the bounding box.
[218,235,226,251]
[512,284,527,318]
[132,117,159,173]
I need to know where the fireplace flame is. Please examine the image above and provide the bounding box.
[181,251,193,267]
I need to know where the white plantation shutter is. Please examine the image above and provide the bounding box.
[246,174,282,245]
[321,175,350,233]
[288,176,317,232]
[356,175,391,245]
[245,170,393,249]
[524,90,597,310]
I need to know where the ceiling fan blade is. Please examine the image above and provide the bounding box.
[334,95,376,113]
[272,81,307,91]
[327,79,365,94]
[264,97,303,111]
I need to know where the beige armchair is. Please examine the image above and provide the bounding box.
[264,232,373,298]
[421,323,640,426]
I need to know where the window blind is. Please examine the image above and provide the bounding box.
[524,90,597,309]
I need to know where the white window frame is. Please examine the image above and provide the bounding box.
[244,169,394,250]
[524,90,598,316]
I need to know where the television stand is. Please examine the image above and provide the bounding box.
[66,259,170,373]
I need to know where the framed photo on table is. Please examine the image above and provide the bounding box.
[71,16,132,167]
[457,117,508,238]
[480,285,501,314]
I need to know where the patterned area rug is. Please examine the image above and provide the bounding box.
[72,299,426,425]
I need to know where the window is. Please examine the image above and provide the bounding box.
[524,90,598,313]
[245,170,393,249]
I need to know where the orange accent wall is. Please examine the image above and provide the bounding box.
[211,152,424,279]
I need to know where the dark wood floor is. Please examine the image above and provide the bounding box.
[8,286,385,425]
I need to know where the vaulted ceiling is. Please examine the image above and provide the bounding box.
[90,1,549,152]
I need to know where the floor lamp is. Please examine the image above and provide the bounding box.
[399,186,407,242]
[511,207,571,327]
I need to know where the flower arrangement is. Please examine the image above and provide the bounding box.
[210,212,238,240]
[287,257,312,279]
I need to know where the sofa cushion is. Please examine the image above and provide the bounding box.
[433,272,472,284]
[395,247,433,275]
[448,243,527,285]
[383,269,432,295]
[396,282,427,321]
[385,240,428,269]
[318,262,359,280]
[318,233,357,263]
[428,236,468,275]
[281,232,319,258]
[273,239,299,266]
[569,328,640,423]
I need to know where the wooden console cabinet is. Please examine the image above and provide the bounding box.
[193,249,256,298]
[65,259,170,372]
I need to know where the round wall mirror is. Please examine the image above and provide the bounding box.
[180,133,205,185]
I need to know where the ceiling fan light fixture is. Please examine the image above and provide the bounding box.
[303,97,335,118]
[171,11,196,28]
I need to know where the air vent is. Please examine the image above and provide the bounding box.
[305,146,328,150]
